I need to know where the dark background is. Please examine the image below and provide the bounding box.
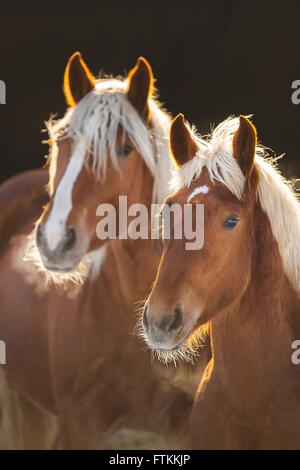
[0,0,299,183]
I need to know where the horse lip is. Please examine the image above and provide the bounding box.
[151,326,193,352]
[170,331,191,350]
[43,263,76,273]
[40,253,81,273]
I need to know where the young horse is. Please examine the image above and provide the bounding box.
[0,54,208,449]
[143,114,300,449]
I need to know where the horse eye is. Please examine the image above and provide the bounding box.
[119,144,133,157]
[223,217,239,229]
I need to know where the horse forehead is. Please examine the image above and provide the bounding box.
[184,178,240,208]
[187,184,210,203]
[185,173,213,203]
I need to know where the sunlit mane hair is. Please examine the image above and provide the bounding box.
[171,116,300,295]
[47,77,174,205]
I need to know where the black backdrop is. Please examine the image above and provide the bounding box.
[0,0,300,183]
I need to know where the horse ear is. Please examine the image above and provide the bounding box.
[170,114,199,167]
[63,52,95,107]
[127,57,154,118]
[232,116,257,177]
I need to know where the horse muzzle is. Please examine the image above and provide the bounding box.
[35,223,82,272]
[142,303,189,350]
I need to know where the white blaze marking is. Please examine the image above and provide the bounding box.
[187,185,209,203]
[45,140,85,251]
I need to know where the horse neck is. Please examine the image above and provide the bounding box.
[211,202,300,394]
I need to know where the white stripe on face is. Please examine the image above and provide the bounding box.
[187,185,209,203]
[45,140,86,251]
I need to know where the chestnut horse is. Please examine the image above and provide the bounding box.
[143,114,300,449]
[0,54,208,449]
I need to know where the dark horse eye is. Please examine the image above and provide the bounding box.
[223,216,239,229]
[119,144,133,157]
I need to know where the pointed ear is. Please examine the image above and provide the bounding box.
[170,114,199,167]
[127,57,154,118]
[63,52,95,107]
[232,116,257,177]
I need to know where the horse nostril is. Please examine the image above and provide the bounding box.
[167,306,183,333]
[63,227,77,252]
[142,305,149,332]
